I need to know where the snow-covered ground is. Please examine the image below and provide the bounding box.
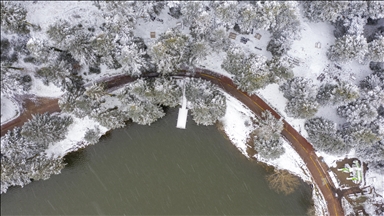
[218,91,256,157]
[1,95,19,124]
[29,75,64,98]
[46,115,108,158]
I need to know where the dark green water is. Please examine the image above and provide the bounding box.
[1,108,312,215]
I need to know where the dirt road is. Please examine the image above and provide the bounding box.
[0,69,344,216]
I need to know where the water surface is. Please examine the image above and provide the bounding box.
[1,108,312,215]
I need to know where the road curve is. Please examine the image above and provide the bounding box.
[0,68,344,216]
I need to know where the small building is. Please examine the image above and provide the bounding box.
[150,32,156,38]
[254,33,262,40]
[229,32,237,40]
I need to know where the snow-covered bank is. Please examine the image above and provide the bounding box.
[218,91,256,157]
[45,115,108,157]
[218,90,326,215]
[1,95,19,124]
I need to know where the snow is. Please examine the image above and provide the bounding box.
[219,90,326,216]
[133,7,187,46]
[260,139,312,182]
[341,197,355,216]
[29,75,64,98]
[1,95,19,124]
[24,1,103,42]
[45,115,108,158]
[199,51,233,78]
[219,90,312,183]
[365,169,384,199]
[218,91,256,157]
[2,1,382,213]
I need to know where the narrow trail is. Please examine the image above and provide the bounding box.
[0,68,344,216]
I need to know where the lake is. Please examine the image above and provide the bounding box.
[1,108,312,215]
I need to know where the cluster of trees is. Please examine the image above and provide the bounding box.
[251,110,285,160]
[302,1,384,63]
[304,63,384,173]
[59,76,226,129]
[1,113,73,194]
[316,81,360,106]
[222,46,294,94]
[279,77,319,119]
[185,78,226,125]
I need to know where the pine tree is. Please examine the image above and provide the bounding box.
[252,1,280,31]
[1,127,67,194]
[360,71,384,91]
[317,81,360,106]
[280,77,317,100]
[211,1,239,29]
[340,121,383,149]
[285,97,319,119]
[180,1,206,27]
[222,46,272,94]
[366,1,384,20]
[254,110,283,140]
[305,117,350,155]
[125,100,165,126]
[186,78,226,126]
[21,113,73,146]
[149,29,190,75]
[27,153,66,181]
[94,109,128,129]
[1,65,25,96]
[327,34,368,64]
[84,83,107,100]
[1,127,40,160]
[237,4,258,34]
[267,56,294,83]
[188,40,211,65]
[151,77,182,107]
[368,35,384,62]
[302,1,349,23]
[35,60,71,87]
[117,79,166,126]
[252,110,285,160]
[254,137,285,160]
[115,43,147,77]
[337,99,378,124]
[189,10,215,41]
[26,38,58,63]
[207,26,231,53]
[343,16,366,36]
[0,2,30,34]
[84,126,101,145]
[1,156,31,194]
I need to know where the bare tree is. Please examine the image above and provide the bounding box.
[265,169,300,195]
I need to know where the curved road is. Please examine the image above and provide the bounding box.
[1,68,344,216]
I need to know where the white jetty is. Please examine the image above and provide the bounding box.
[176,80,188,129]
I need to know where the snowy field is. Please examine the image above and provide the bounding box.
[1,95,19,124]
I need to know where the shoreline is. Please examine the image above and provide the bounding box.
[1,69,343,215]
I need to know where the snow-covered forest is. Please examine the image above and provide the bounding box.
[1,1,383,215]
